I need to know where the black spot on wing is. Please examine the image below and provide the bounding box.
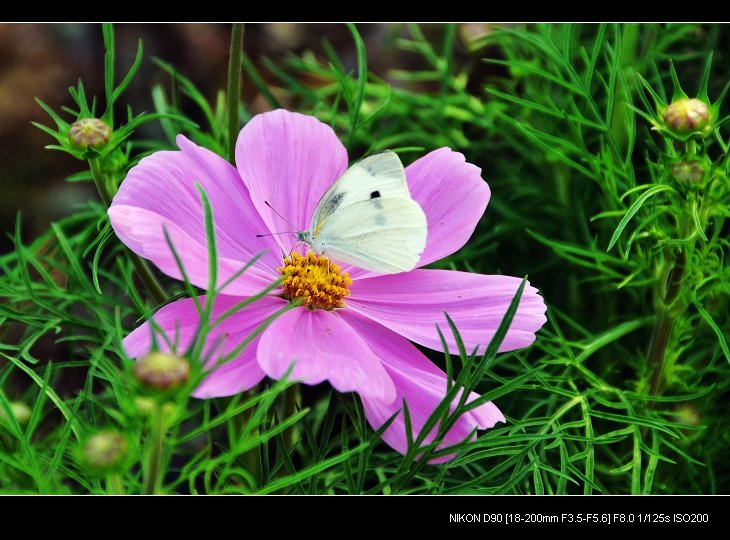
[370,190,381,199]
[321,192,346,215]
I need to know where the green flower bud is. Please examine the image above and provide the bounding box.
[134,397,180,429]
[134,352,190,391]
[672,403,702,427]
[68,118,111,149]
[670,160,705,185]
[0,401,32,424]
[82,431,128,472]
[672,402,703,439]
[663,98,710,134]
[134,396,157,416]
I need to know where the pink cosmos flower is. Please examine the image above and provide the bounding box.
[109,109,547,460]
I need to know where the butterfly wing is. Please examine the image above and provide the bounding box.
[311,151,411,235]
[313,196,427,274]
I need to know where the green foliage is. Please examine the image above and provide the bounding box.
[2,23,729,494]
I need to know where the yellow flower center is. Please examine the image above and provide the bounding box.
[279,252,352,310]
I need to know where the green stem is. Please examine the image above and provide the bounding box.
[647,243,686,397]
[619,23,640,68]
[89,158,167,305]
[646,180,700,398]
[89,158,113,207]
[281,384,300,452]
[687,139,698,156]
[127,251,168,305]
[646,308,675,397]
[226,23,245,163]
[144,402,166,494]
[106,472,124,495]
[609,24,640,161]
[238,389,260,482]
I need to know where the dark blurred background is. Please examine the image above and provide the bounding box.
[0,23,448,253]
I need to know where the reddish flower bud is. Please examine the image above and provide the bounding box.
[134,352,190,391]
[663,98,710,134]
[68,118,111,148]
[82,431,128,472]
[670,160,705,185]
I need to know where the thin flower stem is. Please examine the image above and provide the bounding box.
[89,157,113,207]
[127,250,168,305]
[88,158,167,304]
[281,384,300,451]
[647,235,688,397]
[144,402,166,495]
[238,390,261,483]
[646,308,675,397]
[226,23,245,163]
[106,472,124,495]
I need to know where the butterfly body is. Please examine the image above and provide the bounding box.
[296,151,427,274]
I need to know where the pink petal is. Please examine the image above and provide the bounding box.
[406,148,490,267]
[109,135,281,296]
[124,294,287,398]
[256,307,396,403]
[348,269,547,354]
[235,109,349,253]
[345,312,504,462]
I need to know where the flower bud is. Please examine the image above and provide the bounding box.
[68,118,111,149]
[134,397,180,428]
[0,401,32,424]
[670,160,705,185]
[458,23,494,52]
[672,403,702,427]
[134,396,157,416]
[134,352,190,391]
[82,431,128,472]
[671,402,703,438]
[663,98,710,134]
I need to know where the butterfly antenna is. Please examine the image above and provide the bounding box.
[264,200,297,230]
[256,231,295,238]
[256,201,299,238]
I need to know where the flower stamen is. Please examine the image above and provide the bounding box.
[279,251,351,310]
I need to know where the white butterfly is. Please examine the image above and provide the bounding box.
[296,151,427,274]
